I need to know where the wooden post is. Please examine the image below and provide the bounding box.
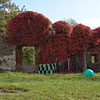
[16,46,23,71]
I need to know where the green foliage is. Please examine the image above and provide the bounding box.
[0,0,26,36]
[22,46,35,64]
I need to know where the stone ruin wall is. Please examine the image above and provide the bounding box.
[0,38,38,73]
[0,38,16,70]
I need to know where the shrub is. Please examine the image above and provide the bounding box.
[22,46,35,64]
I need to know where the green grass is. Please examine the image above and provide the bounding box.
[0,70,100,100]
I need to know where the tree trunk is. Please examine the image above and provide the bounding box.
[83,50,87,71]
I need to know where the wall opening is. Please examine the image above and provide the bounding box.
[22,46,35,65]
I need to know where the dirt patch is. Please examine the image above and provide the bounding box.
[0,85,28,94]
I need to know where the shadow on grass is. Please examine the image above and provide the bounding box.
[62,75,100,82]
[0,69,100,82]
[0,69,8,73]
[0,69,17,73]
[45,73,100,82]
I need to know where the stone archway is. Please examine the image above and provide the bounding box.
[16,46,39,72]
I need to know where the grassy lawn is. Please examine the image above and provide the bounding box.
[0,70,100,100]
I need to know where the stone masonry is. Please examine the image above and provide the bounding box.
[0,38,16,70]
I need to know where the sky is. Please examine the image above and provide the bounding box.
[12,0,100,29]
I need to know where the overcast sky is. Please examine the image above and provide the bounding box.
[12,0,100,29]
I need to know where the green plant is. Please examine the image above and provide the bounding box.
[22,46,35,64]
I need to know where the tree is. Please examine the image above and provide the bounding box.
[52,21,72,62]
[38,21,72,64]
[0,0,26,36]
[71,24,92,71]
[63,18,78,28]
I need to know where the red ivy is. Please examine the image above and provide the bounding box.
[89,27,100,55]
[71,24,92,54]
[92,27,100,46]
[6,12,93,65]
[7,11,51,46]
[37,21,72,64]
[52,21,72,36]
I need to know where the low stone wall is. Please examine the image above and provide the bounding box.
[22,64,38,73]
[0,38,16,70]
[0,51,16,70]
